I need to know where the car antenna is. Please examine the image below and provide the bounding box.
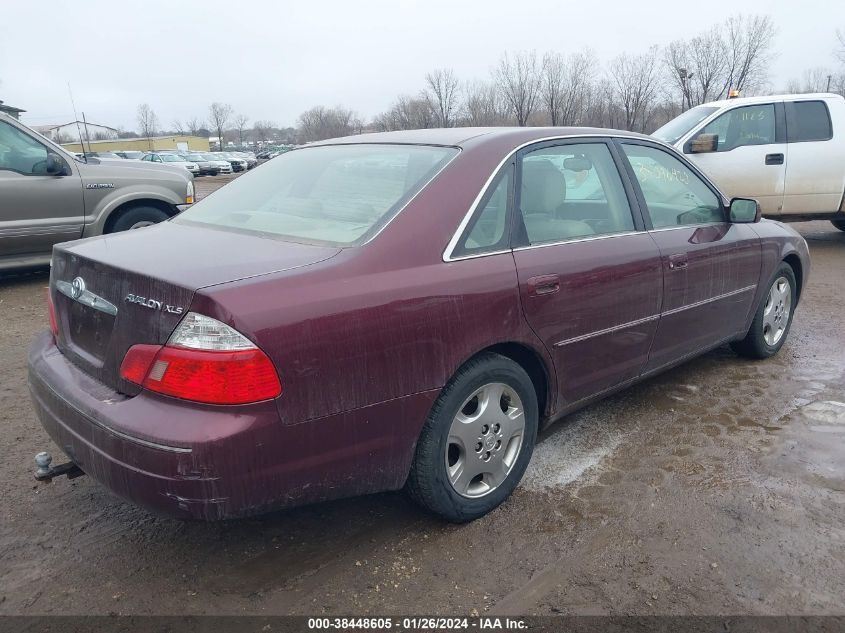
[81,111,94,155]
[67,82,87,163]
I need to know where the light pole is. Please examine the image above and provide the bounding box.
[678,68,691,112]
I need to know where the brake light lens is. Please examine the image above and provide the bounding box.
[119,313,281,405]
[47,289,58,338]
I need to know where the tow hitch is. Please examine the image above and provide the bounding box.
[34,452,85,482]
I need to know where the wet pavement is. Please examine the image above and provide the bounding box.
[0,221,843,616]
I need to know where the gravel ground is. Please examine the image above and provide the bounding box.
[0,212,843,616]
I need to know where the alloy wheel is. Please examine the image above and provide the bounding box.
[762,276,792,346]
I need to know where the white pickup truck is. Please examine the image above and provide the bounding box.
[652,93,845,231]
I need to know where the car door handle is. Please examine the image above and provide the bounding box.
[668,253,688,270]
[765,153,784,165]
[526,274,560,297]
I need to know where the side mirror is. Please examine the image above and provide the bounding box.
[45,153,68,176]
[689,133,718,154]
[729,198,761,223]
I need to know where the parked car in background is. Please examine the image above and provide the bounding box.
[115,151,145,160]
[84,151,123,160]
[29,127,808,523]
[0,113,194,272]
[195,153,232,174]
[653,93,845,231]
[141,152,200,176]
[215,152,247,172]
[183,152,221,176]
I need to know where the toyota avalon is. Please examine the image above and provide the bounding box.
[29,127,809,522]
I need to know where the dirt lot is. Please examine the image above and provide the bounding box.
[1,209,843,616]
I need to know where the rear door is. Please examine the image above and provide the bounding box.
[782,100,842,214]
[0,118,84,261]
[511,139,663,407]
[685,101,786,215]
[618,140,761,372]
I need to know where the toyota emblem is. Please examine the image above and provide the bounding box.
[70,277,86,300]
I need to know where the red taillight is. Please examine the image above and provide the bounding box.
[120,344,281,405]
[47,289,58,338]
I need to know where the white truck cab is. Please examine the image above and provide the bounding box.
[653,93,845,230]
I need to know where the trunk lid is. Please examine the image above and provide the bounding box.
[51,221,340,394]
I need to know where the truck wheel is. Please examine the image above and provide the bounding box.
[108,206,169,233]
[832,219,845,232]
[405,353,538,522]
[730,262,797,359]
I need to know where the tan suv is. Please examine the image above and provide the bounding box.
[0,114,195,272]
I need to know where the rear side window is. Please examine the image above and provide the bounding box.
[517,142,635,245]
[176,144,459,246]
[453,164,512,257]
[786,101,833,142]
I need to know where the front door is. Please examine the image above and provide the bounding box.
[512,139,663,408]
[686,101,786,215]
[0,119,84,261]
[618,141,761,372]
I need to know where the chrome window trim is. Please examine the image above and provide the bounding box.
[442,133,653,262]
[648,221,728,233]
[512,230,644,252]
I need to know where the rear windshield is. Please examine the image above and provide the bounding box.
[175,143,458,246]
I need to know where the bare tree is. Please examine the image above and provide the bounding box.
[208,102,233,149]
[374,94,437,131]
[298,105,359,141]
[252,120,277,144]
[541,51,596,125]
[609,46,661,132]
[495,51,542,126]
[722,14,776,95]
[233,114,249,145]
[424,68,460,127]
[665,26,726,108]
[136,103,158,141]
[787,67,845,95]
[461,80,505,126]
[837,29,845,64]
[187,117,206,136]
[171,120,186,135]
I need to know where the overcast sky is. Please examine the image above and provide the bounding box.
[1,0,842,131]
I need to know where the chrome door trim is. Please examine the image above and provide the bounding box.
[661,284,757,317]
[554,314,660,347]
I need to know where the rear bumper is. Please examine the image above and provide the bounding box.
[28,331,436,520]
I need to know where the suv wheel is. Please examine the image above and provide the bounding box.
[406,353,538,522]
[108,206,169,233]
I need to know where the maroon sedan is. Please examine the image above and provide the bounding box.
[29,127,809,522]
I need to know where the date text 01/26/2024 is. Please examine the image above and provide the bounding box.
[306,617,528,630]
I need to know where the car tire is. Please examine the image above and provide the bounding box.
[405,352,538,522]
[108,206,170,233]
[730,262,797,359]
[832,219,845,232]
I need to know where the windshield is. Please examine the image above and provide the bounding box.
[162,155,185,162]
[652,106,719,144]
[176,143,458,246]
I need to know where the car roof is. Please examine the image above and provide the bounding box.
[699,92,844,109]
[308,126,652,149]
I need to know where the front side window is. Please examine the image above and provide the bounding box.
[176,144,458,246]
[701,104,775,151]
[0,120,49,175]
[622,144,723,228]
[517,142,635,245]
[786,101,832,142]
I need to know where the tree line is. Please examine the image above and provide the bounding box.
[124,16,844,146]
